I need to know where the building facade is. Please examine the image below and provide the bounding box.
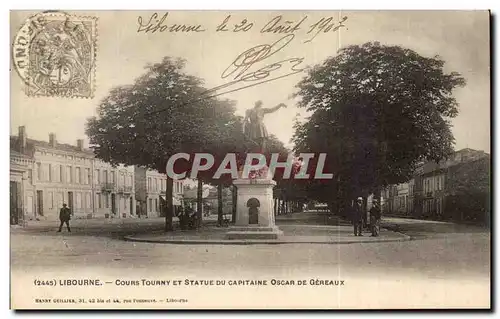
[382,182,413,215]
[10,126,137,222]
[10,150,34,225]
[383,148,490,223]
[134,167,184,218]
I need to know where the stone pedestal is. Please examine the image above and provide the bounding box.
[225,178,283,240]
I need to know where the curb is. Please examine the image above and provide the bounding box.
[123,233,411,245]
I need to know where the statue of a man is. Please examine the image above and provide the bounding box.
[243,100,287,151]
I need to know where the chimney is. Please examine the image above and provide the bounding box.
[77,139,84,151]
[18,126,26,153]
[49,133,57,147]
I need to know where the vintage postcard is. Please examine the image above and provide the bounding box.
[10,10,491,309]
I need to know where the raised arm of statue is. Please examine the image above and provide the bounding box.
[262,103,287,114]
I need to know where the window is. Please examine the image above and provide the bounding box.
[111,171,115,183]
[96,169,100,184]
[85,168,90,185]
[155,199,158,211]
[148,178,152,191]
[48,192,54,209]
[155,178,159,191]
[128,175,133,187]
[97,193,102,208]
[58,164,63,182]
[148,198,153,211]
[57,192,63,208]
[103,170,108,183]
[121,173,125,187]
[76,193,82,209]
[436,176,440,190]
[36,163,42,181]
[48,164,52,182]
[75,167,81,184]
[66,166,72,183]
[85,193,91,209]
[105,194,109,208]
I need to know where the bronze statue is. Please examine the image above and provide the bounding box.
[243,100,287,151]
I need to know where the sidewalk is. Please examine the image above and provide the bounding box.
[124,223,410,245]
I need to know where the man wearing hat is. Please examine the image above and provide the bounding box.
[370,199,382,237]
[57,203,72,232]
[352,197,364,236]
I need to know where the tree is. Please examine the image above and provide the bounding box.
[446,156,490,223]
[293,42,466,211]
[86,57,241,231]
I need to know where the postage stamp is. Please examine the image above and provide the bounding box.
[12,11,97,98]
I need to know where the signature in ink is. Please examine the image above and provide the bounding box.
[200,34,307,99]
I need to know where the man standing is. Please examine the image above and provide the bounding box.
[57,203,71,232]
[352,197,364,236]
[370,199,382,237]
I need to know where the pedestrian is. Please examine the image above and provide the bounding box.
[370,199,382,237]
[57,203,71,232]
[352,197,364,236]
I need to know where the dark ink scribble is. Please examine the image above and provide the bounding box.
[144,34,308,117]
[200,34,307,99]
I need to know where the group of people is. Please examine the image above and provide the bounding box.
[177,206,199,230]
[351,197,381,237]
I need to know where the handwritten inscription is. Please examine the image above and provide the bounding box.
[137,13,348,42]
[137,13,206,33]
[305,16,348,43]
[260,16,308,34]
[134,12,348,102]
[200,34,306,100]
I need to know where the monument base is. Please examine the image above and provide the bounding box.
[225,225,284,240]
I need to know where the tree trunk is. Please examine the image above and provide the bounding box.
[165,176,174,232]
[197,179,203,228]
[217,183,223,226]
[274,197,278,216]
[232,185,237,223]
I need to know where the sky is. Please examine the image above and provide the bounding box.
[10,10,490,152]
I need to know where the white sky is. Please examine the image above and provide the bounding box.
[10,10,490,152]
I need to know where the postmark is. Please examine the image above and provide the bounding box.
[12,11,97,98]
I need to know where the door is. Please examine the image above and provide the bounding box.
[67,191,73,214]
[26,196,33,219]
[36,190,44,217]
[111,193,116,215]
[129,197,133,215]
[10,181,19,225]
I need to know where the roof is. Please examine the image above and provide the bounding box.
[10,136,94,156]
[420,149,490,176]
[10,150,34,160]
